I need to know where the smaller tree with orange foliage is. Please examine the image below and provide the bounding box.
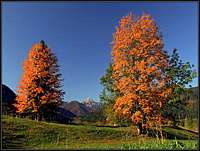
[15,40,65,121]
[111,12,172,135]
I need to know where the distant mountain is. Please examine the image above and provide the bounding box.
[58,99,102,120]
[82,97,100,112]
[2,84,16,114]
[62,101,90,117]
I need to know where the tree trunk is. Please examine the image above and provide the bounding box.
[35,113,38,121]
[35,112,42,121]
[172,116,177,127]
[38,112,42,121]
[137,123,143,135]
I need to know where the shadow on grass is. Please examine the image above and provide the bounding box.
[2,133,26,149]
[166,126,198,135]
[70,122,129,128]
[2,122,26,149]
[69,122,85,126]
[147,126,198,140]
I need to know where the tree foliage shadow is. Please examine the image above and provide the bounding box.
[167,126,198,135]
[2,121,26,149]
[146,126,198,140]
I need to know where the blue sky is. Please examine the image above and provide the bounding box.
[2,2,198,102]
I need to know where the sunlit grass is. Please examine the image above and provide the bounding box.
[2,115,198,149]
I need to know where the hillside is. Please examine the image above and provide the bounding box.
[187,86,198,101]
[2,84,16,114]
[2,83,197,119]
[2,115,198,149]
[184,86,198,119]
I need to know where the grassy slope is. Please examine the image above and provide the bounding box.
[2,115,198,149]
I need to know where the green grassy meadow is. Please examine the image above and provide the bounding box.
[2,115,198,150]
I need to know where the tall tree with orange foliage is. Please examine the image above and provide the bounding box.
[111,12,172,134]
[15,40,65,121]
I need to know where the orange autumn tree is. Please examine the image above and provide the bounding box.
[111,12,172,134]
[15,40,65,121]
